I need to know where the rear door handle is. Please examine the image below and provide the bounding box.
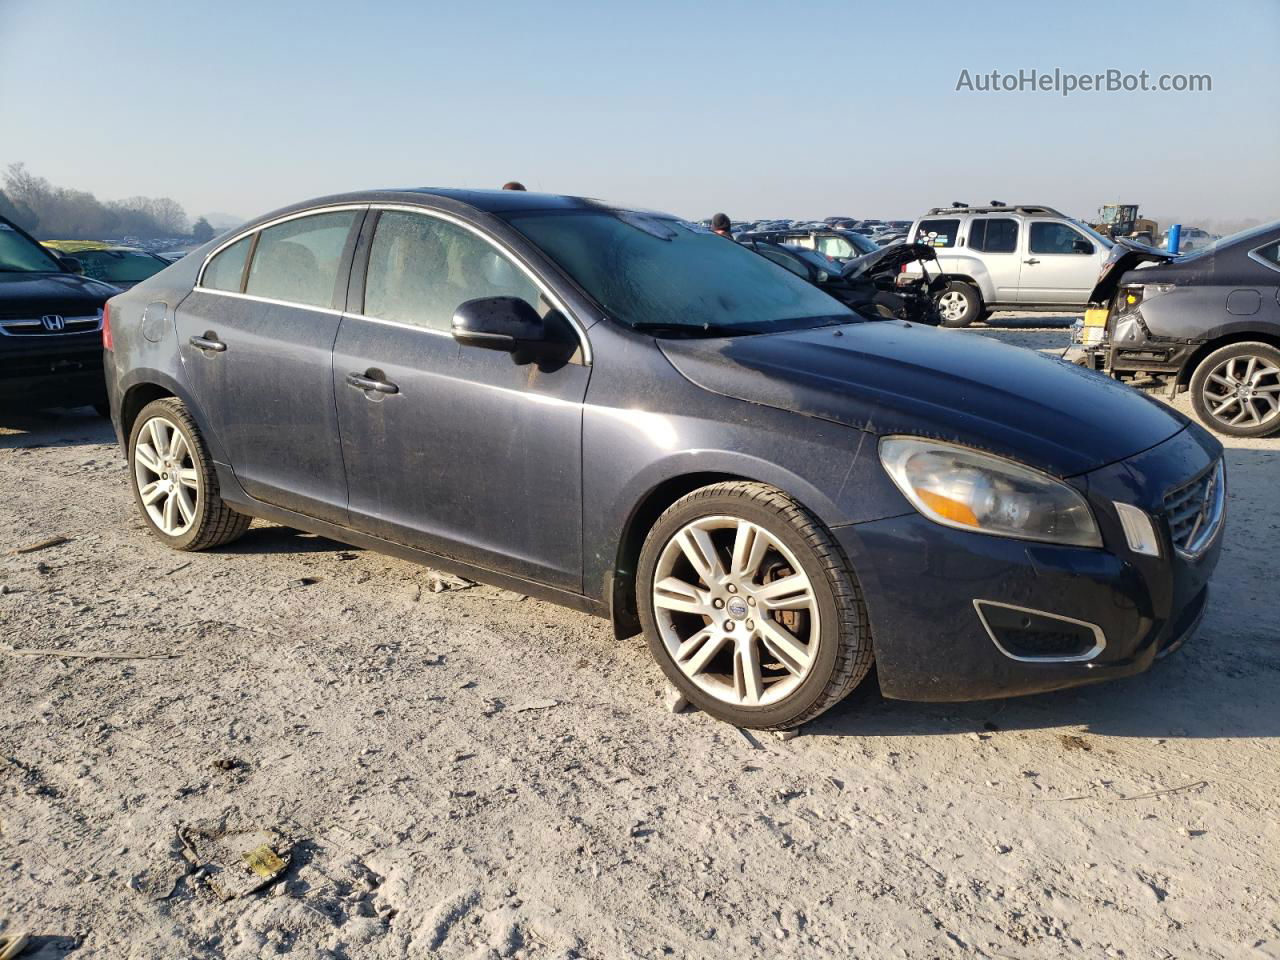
[346,372,399,395]
[189,334,226,352]
[1023,258,1040,265]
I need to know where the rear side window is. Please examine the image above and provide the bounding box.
[916,219,960,248]
[1253,240,1280,269]
[982,218,1018,253]
[363,211,540,333]
[245,211,358,308]
[201,235,252,291]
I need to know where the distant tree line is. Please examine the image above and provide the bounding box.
[0,162,202,241]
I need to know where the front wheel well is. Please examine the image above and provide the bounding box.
[1177,330,1280,386]
[610,472,753,638]
[120,383,176,444]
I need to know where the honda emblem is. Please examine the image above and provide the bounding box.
[41,314,66,331]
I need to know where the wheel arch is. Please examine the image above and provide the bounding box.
[116,370,227,464]
[1177,329,1280,386]
[608,470,761,640]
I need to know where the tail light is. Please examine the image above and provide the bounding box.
[102,302,113,351]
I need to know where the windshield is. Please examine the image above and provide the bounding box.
[0,222,63,273]
[504,211,855,336]
[72,249,168,284]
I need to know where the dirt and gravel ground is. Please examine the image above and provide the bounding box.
[2,317,1277,959]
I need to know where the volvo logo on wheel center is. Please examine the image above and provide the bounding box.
[727,596,749,620]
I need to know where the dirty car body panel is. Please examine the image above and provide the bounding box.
[104,189,1225,704]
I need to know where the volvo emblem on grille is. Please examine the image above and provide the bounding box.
[40,314,66,331]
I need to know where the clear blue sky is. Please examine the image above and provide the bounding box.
[2,0,1276,226]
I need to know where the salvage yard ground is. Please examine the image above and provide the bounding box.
[1,317,1277,959]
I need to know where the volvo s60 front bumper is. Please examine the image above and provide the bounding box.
[835,425,1224,701]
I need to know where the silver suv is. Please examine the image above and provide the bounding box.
[907,204,1112,327]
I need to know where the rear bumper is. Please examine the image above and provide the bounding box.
[835,428,1223,701]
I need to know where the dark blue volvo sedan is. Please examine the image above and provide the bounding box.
[102,189,1224,729]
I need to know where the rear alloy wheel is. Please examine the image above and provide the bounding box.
[936,281,982,328]
[128,397,251,550]
[1190,342,1280,438]
[638,481,873,729]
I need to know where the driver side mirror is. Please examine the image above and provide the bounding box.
[1071,239,1093,254]
[452,296,546,352]
[58,256,85,275]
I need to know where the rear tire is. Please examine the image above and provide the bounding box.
[637,481,873,729]
[936,281,982,328]
[128,397,251,550]
[1189,342,1280,438]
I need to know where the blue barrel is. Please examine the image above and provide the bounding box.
[1168,223,1182,253]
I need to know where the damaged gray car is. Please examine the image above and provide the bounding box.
[1069,221,1280,438]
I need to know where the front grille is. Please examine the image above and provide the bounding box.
[0,314,103,337]
[1163,460,1225,558]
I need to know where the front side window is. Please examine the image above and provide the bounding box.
[756,246,809,278]
[363,211,540,332]
[1030,222,1091,255]
[244,210,358,308]
[916,218,960,248]
[505,211,854,336]
[202,235,252,291]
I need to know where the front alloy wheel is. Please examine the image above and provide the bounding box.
[652,516,820,708]
[638,481,873,729]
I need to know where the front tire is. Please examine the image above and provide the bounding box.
[1189,342,1280,438]
[936,281,982,328]
[637,481,873,729]
[128,397,251,550]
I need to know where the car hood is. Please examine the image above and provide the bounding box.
[659,321,1187,477]
[1088,239,1177,304]
[0,271,119,314]
[840,243,937,280]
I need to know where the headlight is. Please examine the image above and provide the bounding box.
[878,437,1102,547]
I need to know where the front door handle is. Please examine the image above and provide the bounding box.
[1023,258,1040,265]
[189,334,226,353]
[346,372,399,395]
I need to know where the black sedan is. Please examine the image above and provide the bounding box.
[1071,221,1280,437]
[736,227,878,262]
[103,189,1223,729]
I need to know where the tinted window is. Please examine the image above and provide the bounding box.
[916,219,960,248]
[363,211,540,332]
[983,218,1018,253]
[1030,222,1089,255]
[74,250,168,284]
[968,220,986,250]
[505,212,854,335]
[202,235,252,291]
[245,211,357,308]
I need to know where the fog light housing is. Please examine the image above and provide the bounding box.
[1114,502,1161,557]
